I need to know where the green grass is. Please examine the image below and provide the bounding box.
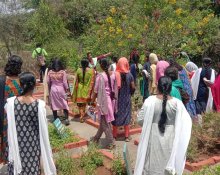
[48,124,80,150]
[184,165,220,175]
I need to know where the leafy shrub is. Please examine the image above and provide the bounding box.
[80,143,104,175]
[112,152,126,175]
[56,150,80,175]
[48,124,80,150]
[45,38,80,71]
[187,112,220,162]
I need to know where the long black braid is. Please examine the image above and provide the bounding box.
[101,59,115,100]
[158,92,168,133]
[158,76,172,133]
[81,58,89,84]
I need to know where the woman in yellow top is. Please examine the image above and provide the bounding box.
[72,59,95,122]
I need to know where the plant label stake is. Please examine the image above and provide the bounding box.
[53,118,68,138]
[123,143,132,175]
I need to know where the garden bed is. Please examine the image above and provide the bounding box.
[48,124,88,152]
[56,144,126,175]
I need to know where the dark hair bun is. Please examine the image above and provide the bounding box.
[4,55,23,76]
[19,72,36,95]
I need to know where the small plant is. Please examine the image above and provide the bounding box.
[188,165,220,175]
[80,143,104,175]
[112,151,126,175]
[56,150,79,175]
[48,124,80,150]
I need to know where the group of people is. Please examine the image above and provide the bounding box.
[139,52,220,119]
[73,56,135,148]
[0,46,219,175]
[71,50,220,174]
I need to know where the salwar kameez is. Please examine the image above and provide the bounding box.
[93,72,117,145]
[143,98,176,175]
[8,98,40,175]
[134,96,192,175]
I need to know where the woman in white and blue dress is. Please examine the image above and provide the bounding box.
[5,72,56,175]
[134,76,192,175]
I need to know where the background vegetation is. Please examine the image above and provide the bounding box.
[0,0,220,70]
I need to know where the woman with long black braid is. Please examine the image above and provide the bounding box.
[91,59,117,149]
[134,76,192,175]
[72,59,95,122]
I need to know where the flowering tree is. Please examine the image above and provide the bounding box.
[79,0,220,63]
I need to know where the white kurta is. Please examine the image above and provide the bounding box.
[134,96,192,175]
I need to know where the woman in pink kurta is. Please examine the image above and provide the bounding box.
[91,59,118,149]
[47,59,70,125]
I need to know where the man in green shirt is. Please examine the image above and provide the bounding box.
[32,43,48,83]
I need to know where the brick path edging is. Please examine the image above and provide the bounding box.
[52,136,88,153]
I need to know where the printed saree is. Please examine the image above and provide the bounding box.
[0,77,21,163]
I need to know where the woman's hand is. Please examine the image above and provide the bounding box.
[203,77,213,87]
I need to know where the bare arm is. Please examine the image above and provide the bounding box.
[130,81,136,95]
[96,52,112,60]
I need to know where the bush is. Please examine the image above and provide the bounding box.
[45,39,80,71]
[56,150,80,175]
[112,152,126,175]
[187,112,220,162]
[80,143,104,175]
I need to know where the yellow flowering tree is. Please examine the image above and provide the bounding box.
[80,3,145,56]
[142,0,220,59]
[77,0,220,63]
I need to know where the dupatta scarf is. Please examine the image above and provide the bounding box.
[134,96,192,175]
[115,57,130,88]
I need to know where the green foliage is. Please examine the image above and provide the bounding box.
[112,151,126,175]
[189,165,220,175]
[56,150,80,175]
[25,2,68,44]
[45,39,80,70]
[187,112,220,162]
[78,0,220,64]
[2,0,220,67]
[80,143,104,175]
[48,124,79,150]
